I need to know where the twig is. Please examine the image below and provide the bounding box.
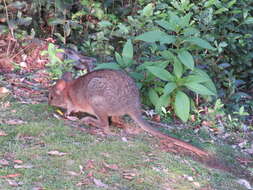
[147,120,175,130]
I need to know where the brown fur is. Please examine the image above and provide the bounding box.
[49,69,208,157]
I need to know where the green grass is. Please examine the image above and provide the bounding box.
[0,100,251,190]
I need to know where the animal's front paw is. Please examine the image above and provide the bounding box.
[81,117,97,127]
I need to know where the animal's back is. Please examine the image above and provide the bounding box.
[79,69,141,116]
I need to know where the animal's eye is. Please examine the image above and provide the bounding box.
[48,94,53,100]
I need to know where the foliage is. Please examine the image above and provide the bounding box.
[41,43,73,79]
[95,9,217,122]
[0,0,252,123]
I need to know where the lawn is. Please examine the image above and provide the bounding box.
[0,98,252,190]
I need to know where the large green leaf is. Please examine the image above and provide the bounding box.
[164,82,177,95]
[141,3,154,17]
[203,80,217,95]
[115,52,124,66]
[193,69,213,81]
[136,61,169,71]
[244,17,253,24]
[135,30,165,43]
[175,91,190,122]
[146,66,174,81]
[148,88,159,107]
[122,39,133,65]
[155,20,176,32]
[185,37,215,50]
[122,39,133,60]
[155,94,170,112]
[160,35,176,45]
[135,30,176,45]
[160,50,175,60]
[185,74,210,83]
[173,58,183,78]
[94,63,121,70]
[184,82,216,96]
[178,50,194,70]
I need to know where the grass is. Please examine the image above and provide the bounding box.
[0,99,251,190]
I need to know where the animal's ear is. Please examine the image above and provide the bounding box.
[55,79,66,94]
[62,72,73,82]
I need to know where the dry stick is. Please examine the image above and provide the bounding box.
[11,43,33,60]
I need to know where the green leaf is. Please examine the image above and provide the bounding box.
[175,91,190,122]
[185,37,215,50]
[135,30,164,43]
[184,82,216,96]
[181,13,192,27]
[135,30,175,44]
[94,63,121,70]
[173,58,183,78]
[155,20,176,32]
[183,27,200,37]
[204,0,216,7]
[178,50,194,70]
[146,66,174,81]
[48,18,65,25]
[214,7,229,14]
[160,35,176,45]
[148,88,159,107]
[115,52,124,66]
[122,39,133,63]
[141,3,154,17]
[203,80,217,95]
[243,17,253,24]
[98,21,112,27]
[193,69,212,81]
[160,50,176,60]
[185,74,210,83]
[164,82,177,95]
[227,0,237,8]
[136,61,169,71]
[155,94,170,112]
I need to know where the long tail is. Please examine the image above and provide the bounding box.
[130,111,208,157]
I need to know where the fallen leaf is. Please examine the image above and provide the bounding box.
[66,116,79,121]
[14,164,33,169]
[76,179,90,186]
[1,101,10,109]
[151,114,161,122]
[0,87,10,98]
[56,109,64,116]
[6,179,19,187]
[93,178,109,188]
[103,162,119,171]
[31,187,44,190]
[0,130,7,136]
[237,179,252,190]
[85,160,95,170]
[20,62,27,68]
[66,171,80,176]
[48,150,67,156]
[122,170,137,180]
[0,159,9,166]
[121,137,128,142]
[86,171,93,178]
[5,119,26,125]
[0,173,21,178]
[193,182,201,188]
[13,160,23,164]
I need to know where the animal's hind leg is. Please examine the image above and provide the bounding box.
[111,116,126,128]
[85,109,113,134]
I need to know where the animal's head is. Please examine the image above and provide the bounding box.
[48,72,73,109]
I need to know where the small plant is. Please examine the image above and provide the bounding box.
[41,43,72,79]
